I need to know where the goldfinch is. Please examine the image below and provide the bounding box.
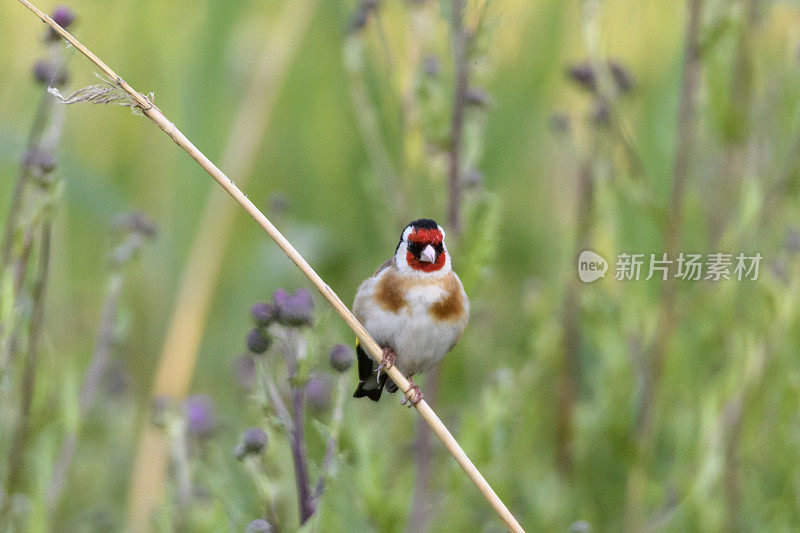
[352,219,469,404]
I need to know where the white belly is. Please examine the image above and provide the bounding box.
[357,282,465,376]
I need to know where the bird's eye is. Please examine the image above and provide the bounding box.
[435,243,444,253]
[407,242,421,255]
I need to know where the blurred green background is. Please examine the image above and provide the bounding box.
[2,0,800,531]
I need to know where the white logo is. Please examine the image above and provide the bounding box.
[578,250,608,283]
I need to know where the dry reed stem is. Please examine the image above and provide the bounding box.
[15,2,524,531]
[124,1,319,525]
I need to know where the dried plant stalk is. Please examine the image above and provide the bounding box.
[15,1,525,531]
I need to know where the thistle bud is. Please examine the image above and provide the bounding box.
[567,60,633,95]
[608,61,634,94]
[568,63,597,92]
[247,328,271,354]
[305,374,332,413]
[328,344,354,372]
[47,6,76,41]
[33,60,68,86]
[234,427,269,461]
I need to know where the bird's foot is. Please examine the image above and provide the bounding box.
[400,376,423,407]
[376,347,396,381]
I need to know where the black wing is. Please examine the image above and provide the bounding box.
[352,339,387,401]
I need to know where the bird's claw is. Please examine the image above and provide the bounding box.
[400,378,423,407]
[376,347,396,381]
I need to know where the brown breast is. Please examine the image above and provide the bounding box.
[375,269,408,313]
[428,273,466,322]
[374,269,466,322]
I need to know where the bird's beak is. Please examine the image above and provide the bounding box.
[420,244,437,263]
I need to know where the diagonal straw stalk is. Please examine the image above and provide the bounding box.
[15,2,525,531]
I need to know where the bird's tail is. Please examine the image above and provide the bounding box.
[352,340,387,401]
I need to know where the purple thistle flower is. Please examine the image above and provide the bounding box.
[48,6,76,41]
[51,6,76,28]
[328,344,354,373]
[251,302,277,327]
[182,394,217,438]
[273,289,314,327]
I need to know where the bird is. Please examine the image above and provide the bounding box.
[352,218,469,405]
